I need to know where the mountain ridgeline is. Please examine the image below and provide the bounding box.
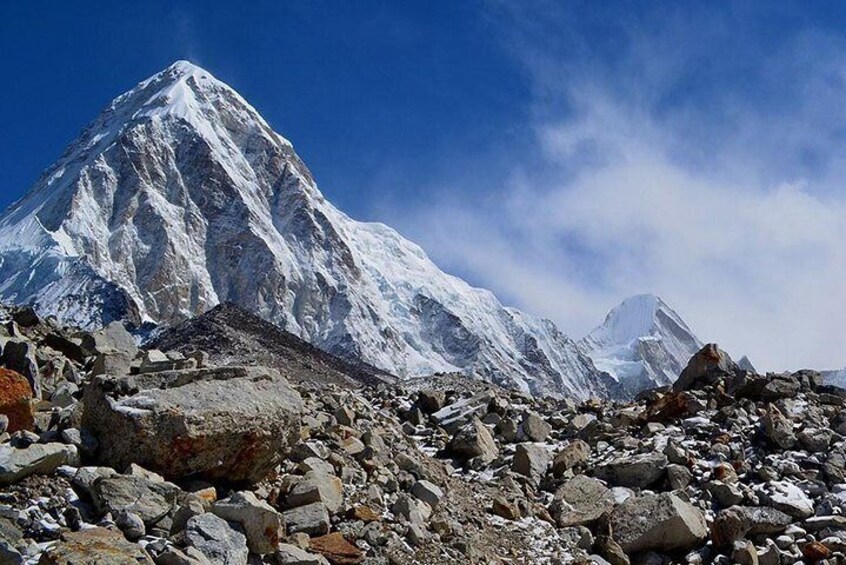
[0,61,704,399]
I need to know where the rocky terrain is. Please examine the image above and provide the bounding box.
[0,304,844,564]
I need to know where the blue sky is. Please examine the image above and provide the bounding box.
[2,2,846,370]
[0,2,529,216]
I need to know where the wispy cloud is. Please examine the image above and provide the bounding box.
[376,2,846,371]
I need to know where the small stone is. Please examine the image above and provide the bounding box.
[282,502,331,536]
[0,341,41,398]
[666,464,693,490]
[392,494,430,525]
[417,390,445,413]
[802,540,832,561]
[706,480,744,507]
[286,472,344,514]
[309,532,364,565]
[411,479,444,510]
[212,490,283,555]
[114,510,146,542]
[334,406,355,426]
[761,404,795,450]
[731,539,758,565]
[347,505,380,523]
[491,497,521,520]
[550,475,614,527]
[276,543,330,565]
[38,527,154,564]
[185,513,248,565]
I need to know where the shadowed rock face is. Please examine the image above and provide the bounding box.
[83,366,303,483]
[0,61,611,400]
[147,302,396,389]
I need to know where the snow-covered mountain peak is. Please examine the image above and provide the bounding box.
[0,61,616,399]
[579,294,702,394]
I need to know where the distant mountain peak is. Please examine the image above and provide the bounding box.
[579,294,703,394]
[0,61,614,399]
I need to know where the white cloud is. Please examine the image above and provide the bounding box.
[376,4,846,372]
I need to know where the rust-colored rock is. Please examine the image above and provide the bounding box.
[803,541,832,560]
[309,532,364,564]
[38,527,154,564]
[643,391,689,422]
[347,505,380,523]
[0,368,34,433]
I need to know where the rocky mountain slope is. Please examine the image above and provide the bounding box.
[148,302,396,389]
[579,294,703,396]
[1,304,846,563]
[0,60,615,399]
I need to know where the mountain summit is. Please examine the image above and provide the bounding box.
[579,294,703,394]
[0,61,617,398]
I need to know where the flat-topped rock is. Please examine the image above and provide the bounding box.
[83,366,302,483]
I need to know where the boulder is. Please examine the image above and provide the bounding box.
[282,502,331,536]
[674,344,736,391]
[83,366,302,483]
[417,390,446,414]
[710,505,793,547]
[0,368,33,433]
[0,443,79,484]
[38,527,154,564]
[285,472,344,514]
[276,544,330,565]
[309,532,364,565]
[521,412,551,442]
[0,340,41,398]
[611,493,707,554]
[185,513,248,565]
[447,418,498,463]
[511,443,550,482]
[90,350,133,378]
[92,473,180,526]
[551,440,590,476]
[595,452,667,488]
[80,321,138,358]
[550,475,614,527]
[761,405,795,450]
[213,491,283,555]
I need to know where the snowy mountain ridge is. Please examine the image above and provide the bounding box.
[0,61,623,399]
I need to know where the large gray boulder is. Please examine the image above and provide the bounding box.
[0,340,41,398]
[447,417,499,463]
[594,452,667,488]
[81,321,139,358]
[511,443,550,482]
[83,366,302,483]
[91,474,180,526]
[0,443,79,484]
[610,492,708,554]
[550,475,615,527]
